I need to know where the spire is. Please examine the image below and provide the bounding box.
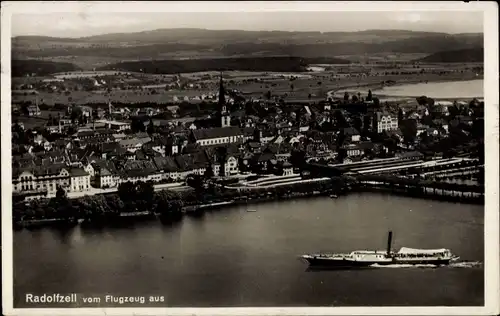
[218,72,225,106]
[218,72,230,128]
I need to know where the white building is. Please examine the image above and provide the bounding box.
[12,164,90,195]
[69,168,91,192]
[373,112,399,133]
[191,127,244,147]
[213,156,239,177]
[96,120,131,132]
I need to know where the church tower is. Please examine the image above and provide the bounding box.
[219,72,231,128]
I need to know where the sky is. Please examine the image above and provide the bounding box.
[10,8,484,38]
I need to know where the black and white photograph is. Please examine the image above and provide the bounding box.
[1,2,499,315]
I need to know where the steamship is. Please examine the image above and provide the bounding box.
[301,231,459,268]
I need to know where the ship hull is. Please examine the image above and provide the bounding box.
[304,257,374,268]
[303,257,453,268]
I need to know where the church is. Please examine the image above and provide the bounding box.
[190,73,244,147]
[217,73,231,128]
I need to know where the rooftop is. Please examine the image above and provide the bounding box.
[192,126,243,141]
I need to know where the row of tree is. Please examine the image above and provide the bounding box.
[13,182,186,224]
[14,175,350,226]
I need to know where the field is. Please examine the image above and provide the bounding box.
[20,53,434,72]
[11,69,481,108]
[13,109,66,129]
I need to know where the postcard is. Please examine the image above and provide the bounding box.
[1,1,498,316]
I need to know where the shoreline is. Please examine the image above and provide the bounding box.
[326,75,483,101]
[13,184,483,230]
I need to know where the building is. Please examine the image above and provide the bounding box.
[69,168,91,192]
[343,127,361,142]
[153,156,182,181]
[211,155,239,177]
[282,162,294,176]
[12,164,90,195]
[344,143,363,157]
[92,161,120,188]
[373,112,399,133]
[96,120,131,132]
[191,126,244,147]
[27,105,41,117]
[218,74,232,128]
[119,137,149,152]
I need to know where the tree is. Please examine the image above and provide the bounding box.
[265,90,272,100]
[344,92,350,102]
[290,149,306,168]
[333,110,347,128]
[337,148,347,163]
[70,106,83,124]
[273,163,284,176]
[105,194,125,213]
[131,117,146,133]
[427,97,435,107]
[400,119,417,145]
[47,114,54,126]
[155,190,184,214]
[353,117,363,134]
[363,147,374,158]
[398,108,404,123]
[290,84,294,91]
[336,129,346,147]
[147,118,155,135]
[136,181,155,211]
[204,165,214,179]
[448,103,460,119]
[373,97,380,107]
[367,90,373,101]
[471,118,484,139]
[186,175,204,190]
[117,181,137,202]
[56,186,67,200]
[362,115,372,137]
[351,95,358,102]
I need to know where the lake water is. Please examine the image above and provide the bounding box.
[13,193,484,308]
[375,79,484,99]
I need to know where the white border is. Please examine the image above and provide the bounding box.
[1,2,498,316]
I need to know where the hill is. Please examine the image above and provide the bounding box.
[416,48,484,63]
[11,59,81,77]
[13,29,453,45]
[12,29,483,59]
[97,56,317,74]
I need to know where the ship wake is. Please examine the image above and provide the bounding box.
[370,261,482,269]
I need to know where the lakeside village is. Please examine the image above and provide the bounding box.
[11,75,485,229]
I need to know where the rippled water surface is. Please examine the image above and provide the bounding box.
[14,193,484,307]
[375,79,483,98]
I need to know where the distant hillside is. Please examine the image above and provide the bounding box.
[11,59,81,77]
[13,43,213,59]
[98,57,313,74]
[416,48,484,63]
[12,29,483,59]
[219,35,483,57]
[302,57,351,64]
[11,29,483,73]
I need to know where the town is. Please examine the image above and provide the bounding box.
[11,70,485,226]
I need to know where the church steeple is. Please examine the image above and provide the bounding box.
[219,72,231,128]
[218,72,226,108]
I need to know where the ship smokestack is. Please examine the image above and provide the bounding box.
[386,231,393,255]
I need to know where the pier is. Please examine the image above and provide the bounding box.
[305,157,483,182]
[355,174,484,204]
